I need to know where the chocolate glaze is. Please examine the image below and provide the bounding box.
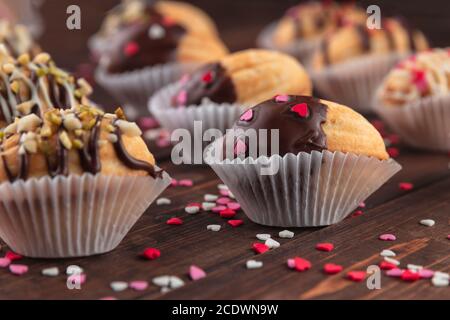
[173,63,237,107]
[104,7,186,73]
[227,95,328,158]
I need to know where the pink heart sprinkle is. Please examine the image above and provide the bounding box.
[216,197,231,205]
[379,233,396,241]
[189,265,206,281]
[179,74,190,85]
[137,117,158,131]
[176,90,187,106]
[170,179,178,187]
[358,202,366,208]
[179,179,193,187]
[287,259,296,269]
[386,268,403,277]
[0,258,11,268]
[129,280,148,291]
[227,202,241,210]
[219,190,229,197]
[274,94,289,103]
[234,140,247,155]
[291,103,309,118]
[9,264,28,275]
[212,206,226,213]
[240,109,253,122]
[418,269,434,279]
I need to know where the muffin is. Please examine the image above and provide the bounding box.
[0,105,171,257]
[206,95,401,227]
[94,0,228,118]
[0,49,92,127]
[374,48,450,152]
[257,1,366,63]
[310,18,429,113]
[150,49,312,136]
[0,20,40,56]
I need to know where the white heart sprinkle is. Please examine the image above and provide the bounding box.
[380,249,396,257]
[41,267,59,277]
[202,202,216,211]
[407,264,423,272]
[434,271,449,280]
[204,194,218,202]
[431,276,449,287]
[156,198,171,205]
[148,24,165,39]
[207,224,221,232]
[279,230,294,239]
[228,191,235,199]
[217,184,229,191]
[153,275,171,287]
[256,234,271,241]
[110,281,128,292]
[419,219,435,227]
[66,265,83,275]
[169,276,185,289]
[384,257,400,266]
[246,260,263,269]
[185,206,200,214]
[265,238,280,249]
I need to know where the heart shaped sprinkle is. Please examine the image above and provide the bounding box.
[204,194,218,202]
[141,248,161,260]
[5,251,22,261]
[346,271,366,282]
[323,263,343,275]
[287,259,296,269]
[110,281,128,292]
[228,220,243,227]
[9,264,28,276]
[265,238,280,249]
[407,264,423,272]
[380,249,396,257]
[379,233,396,241]
[156,197,171,206]
[256,234,271,241]
[234,139,247,155]
[387,147,400,158]
[202,202,216,211]
[227,202,241,211]
[189,265,206,281]
[216,197,231,205]
[315,243,334,252]
[124,42,140,57]
[148,24,165,39]
[185,206,200,214]
[432,276,449,287]
[252,243,269,254]
[274,94,289,103]
[41,267,59,277]
[401,270,420,282]
[384,257,400,266]
[129,280,148,291]
[352,210,364,217]
[294,257,311,272]
[0,258,11,268]
[201,71,213,84]
[418,269,434,279]
[246,260,263,269]
[399,182,414,191]
[176,90,187,106]
[239,109,253,122]
[219,208,236,219]
[379,261,397,270]
[167,217,183,225]
[386,268,404,277]
[211,205,227,213]
[178,179,194,187]
[419,219,435,227]
[206,224,221,232]
[291,103,309,118]
[279,230,294,239]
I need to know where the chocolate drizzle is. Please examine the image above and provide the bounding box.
[78,117,101,174]
[46,130,69,177]
[355,25,371,53]
[2,146,28,182]
[173,63,237,107]
[229,95,328,158]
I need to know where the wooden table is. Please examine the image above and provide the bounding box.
[0,0,449,300]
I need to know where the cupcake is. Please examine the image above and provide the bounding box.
[0,105,171,257]
[206,95,401,227]
[150,49,312,141]
[0,19,40,56]
[0,49,92,127]
[257,1,366,63]
[310,18,429,113]
[94,0,228,119]
[374,48,450,152]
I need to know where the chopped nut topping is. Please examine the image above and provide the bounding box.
[2,63,15,74]
[115,119,142,137]
[63,115,82,131]
[16,101,35,115]
[33,52,51,64]
[17,114,42,132]
[59,131,72,150]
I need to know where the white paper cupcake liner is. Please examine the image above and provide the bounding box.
[257,21,322,65]
[0,171,171,258]
[374,92,450,152]
[311,53,404,114]
[149,82,248,133]
[95,63,199,120]
[205,140,401,227]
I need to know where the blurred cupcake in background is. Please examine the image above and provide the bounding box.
[93,0,228,119]
[257,1,366,64]
[374,48,450,152]
[150,49,312,136]
[310,17,428,113]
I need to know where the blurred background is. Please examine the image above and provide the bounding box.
[1,0,448,107]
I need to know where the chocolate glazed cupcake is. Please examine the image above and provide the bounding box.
[206,95,401,227]
[0,105,171,258]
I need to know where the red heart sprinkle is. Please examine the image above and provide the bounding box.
[315,243,334,252]
[201,71,213,84]
[252,243,269,254]
[347,271,366,282]
[387,147,400,158]
[352,210,364,217]
[401,270,420,282]
[167,217,183,225]
[240,109,253,122]
[399,182,414,191]
[293,257,311,272]
[228,220,243,227]
[379,261,397,270]
[141,248,161,260]
[291,103,309,118]
[323,263,343,275]
[124,42,140,57]
[5,251,22,261]
[219,208,236,219]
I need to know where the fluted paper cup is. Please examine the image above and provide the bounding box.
[311,53,404,114]
[374,92,450,152]
[205,139,401,227]
[95,63,199,120]
[0,171,171,258]
[149,82,248,133]
[257,21,322,65]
